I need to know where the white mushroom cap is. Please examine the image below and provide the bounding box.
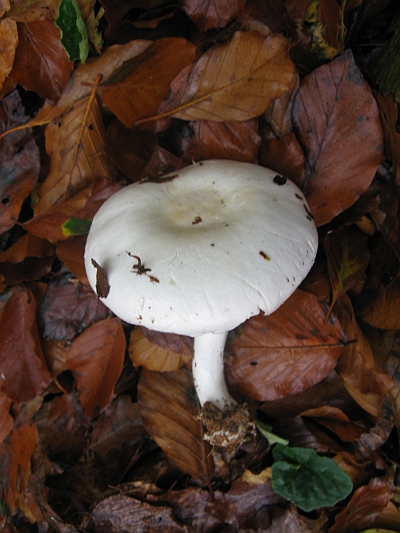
[84,160,318,336]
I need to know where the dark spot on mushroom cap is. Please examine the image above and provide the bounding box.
[273,175,287,185]
[303,205,314,219]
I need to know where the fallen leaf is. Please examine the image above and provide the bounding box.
[0,421,38,516]
[0,288,52,402]
[329,477,391,533]
[129,327,192,372]
[336,296,392,417]
[138,367,214,485]
[182,0,245,30]
[324,226,370,316]
[183,119,261,163]
[301,405,367,442]
[100,38,197,128]
[226,289,347,401]
[34,93,117,215]
[65,317,125,417]
[7,0,59,21]
[0,390,12,442]
[0,90,40,234]
[8,21,74,101]
[358,280,400,329]
[156,30,295,122]
[40,279,110,343]
[293,50,383,226]
[0,19,18,92]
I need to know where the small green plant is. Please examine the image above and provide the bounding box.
[55,0,89,63]
[257,422,353,512]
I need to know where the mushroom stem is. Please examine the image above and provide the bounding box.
[192,331,237,411]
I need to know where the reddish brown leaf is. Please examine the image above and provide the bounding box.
[157,31,295,122]
[226,289,347,401]
[0,90,40,234]
[65,317,125,417]
[183,119,261,163]
[324,226,370,315]
[293,50,383,226]
[0,288,52,402]
[0,420,38,516]
[329,477,391,533]
[0,19,18,92]
[0,390,12,442]
[336,296,393,417]
[9,21,74,102]
[182,0,245,30]
[138,368,214,485]
[56,236,89,286]
[100,38,197,128]
[40,279,110,343]
[358,280,400,329]
[300,406,367,442]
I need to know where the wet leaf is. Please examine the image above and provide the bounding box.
[0,90,40,234]
[324,226,370,315]
[40,279,109,343]
[293,50,383,226]
[183,119,261,163]
[100,38,197,128]
[65,317,125,417]
[129,327,192,372]
[329,478,391,533]
[138,368,214,485]
[9,21,74,101]
[227,289,347,402]
[0,288,52,402]
[336,296,392,417]
[0,421,38,516]
[157,30,295,122]
[182,0,245,30]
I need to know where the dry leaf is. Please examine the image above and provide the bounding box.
[358,280,400,329]
[34,95,117,215]
[293,50,383,226]
[0,390,13,442]
[129,327,192,372]
[182,0,245,30]
[57,236,89,286]
[100,37,197,128]
[0,19,18,91]
[66,318,125,417]
[138,367,214,485]
[226,289,347,401]
[7,0,59,21]
[156,30,295,122]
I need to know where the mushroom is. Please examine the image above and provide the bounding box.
[84,160,318,446]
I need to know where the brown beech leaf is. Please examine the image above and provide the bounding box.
[226,289,347,402]
[329,477,391,533]
[182,0,245,30]
[9,21,74,102]
[0,90,40,234]
[0,288,52,402]
[130,327,192,372]
[183,119,261,163]
[293,50,383,226]
[100,38,197,128]
[336,296,392,418]
[358,280,400,329]
[7,0,59,21]
[300,405,367,442]
[0,421,38,516]
[66,317,125,417]
[34,93,117,215]
[156,30,295,122]
[40,279,110,343]
[25,179,122,242]
[57,236,89,286]
[138,367,214,485]
[0,390,12,442]
[0,19,18,91]
[324,226,370,316]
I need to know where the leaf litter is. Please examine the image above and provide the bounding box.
[0,0,400,531]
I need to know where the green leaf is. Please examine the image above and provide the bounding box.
[55,0,89,63]
[62,218,92,236]
[256,420,289,446]
[271,444,353,512]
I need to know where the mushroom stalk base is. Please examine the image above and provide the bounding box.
[193,332,254,451]
[192,331,235,411]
